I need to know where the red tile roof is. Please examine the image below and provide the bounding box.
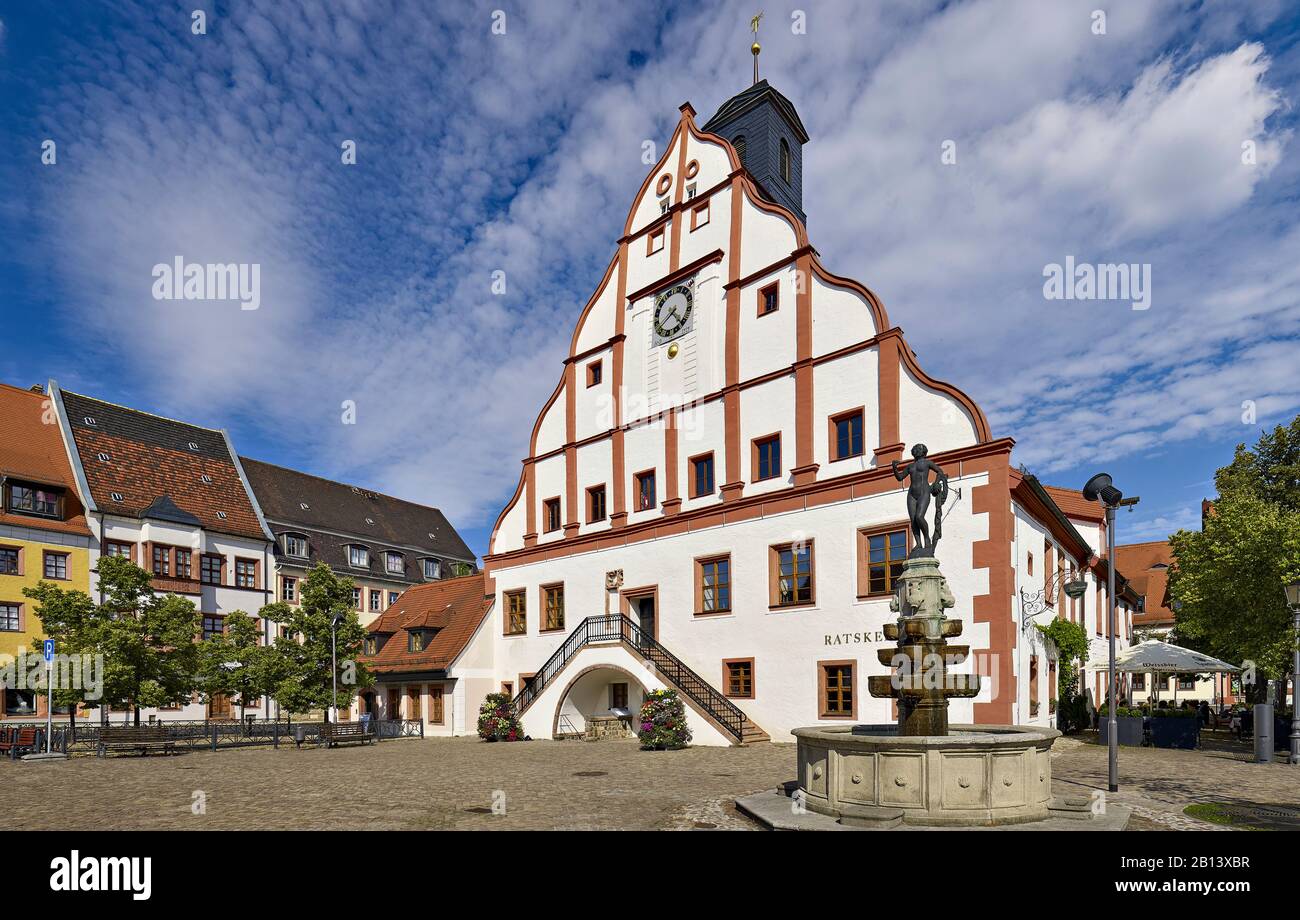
[361,573,492,675]
[1116,540,1174,627]
[0,383,90,537]
[59,390,267,542]
[1042,485,1104,523]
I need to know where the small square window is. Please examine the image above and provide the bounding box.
[830,409,865,461]
[349,545,369,568]
[543,497,562,533]
[772,541,814,608]
[690,453,715,498]
[820,662,855,719]
[697,555,731,615]
[758,282,779,316]
[724,659,754,699]
[635,471,656,511]
[659,197,670,215]
[753,434,781,481]
[43,552,68,580]
[587,485,607,523]
[505,589,527,635]
[423,558,441,580]
[586,360,603,387]
[686,183,697,200]
[385,552,404,575]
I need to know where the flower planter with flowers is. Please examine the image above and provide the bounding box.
[637,689,692,750]
[477,692,524,742]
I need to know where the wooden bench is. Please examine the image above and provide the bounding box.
[97,725,177,758]
[0,727,38,759]
[321,721,374,748]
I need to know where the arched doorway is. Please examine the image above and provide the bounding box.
[551,664,651,740]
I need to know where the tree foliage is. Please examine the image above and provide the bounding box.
[270,562,372,718]
[25,554,200,724]
[196,607,289,718]
[1168,418,1300,702]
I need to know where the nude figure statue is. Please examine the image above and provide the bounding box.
[891,444,949,557]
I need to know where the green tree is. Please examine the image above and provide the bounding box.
[269,563,371,720]
[197,607,288,720]
[1037,618,1090,732]
[1168,418,1300,704]
[25,555,201,726]
[22,581,98,737]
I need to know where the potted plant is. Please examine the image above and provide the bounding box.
[1148,706,1199,749]
[477,692,524,742]
[637,689,691,750]
[1098,704,1145,746]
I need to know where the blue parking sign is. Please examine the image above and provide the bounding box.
[43,639,54,662]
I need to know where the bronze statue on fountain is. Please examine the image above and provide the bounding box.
[869,444,978,736]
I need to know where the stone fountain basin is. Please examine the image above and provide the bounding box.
[792,724,1061,827]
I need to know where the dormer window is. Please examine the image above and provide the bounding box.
[283,534,307,558]
[83,416,96,426]
[423,558,442,580]
[300,502,310,510]
[385,552,404,575]
[110,492,124,503]
[363,636,380,656]
[408,630,427,653]
[200,474,212,484]
[96,452,111,463]
[188,442,200,451]
[5,482,63,520]
[348,545,370,568]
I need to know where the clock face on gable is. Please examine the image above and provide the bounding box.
[652,281,694,345]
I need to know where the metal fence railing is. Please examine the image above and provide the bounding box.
[1,716,425,758]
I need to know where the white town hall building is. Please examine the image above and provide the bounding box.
[358,80,1136,744]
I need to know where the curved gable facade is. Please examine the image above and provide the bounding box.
[475,92,1118,743]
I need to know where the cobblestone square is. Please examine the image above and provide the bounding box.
[2,735,1296,831]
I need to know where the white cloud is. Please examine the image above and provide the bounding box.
[15,0,1299,544]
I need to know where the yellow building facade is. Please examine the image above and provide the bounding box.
[0,382,93,719]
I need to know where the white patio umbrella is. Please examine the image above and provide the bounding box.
[1114,639,1240,709]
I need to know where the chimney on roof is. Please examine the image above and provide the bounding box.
[29,384,44,394]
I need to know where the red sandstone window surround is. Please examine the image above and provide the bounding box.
[757,281,779,316]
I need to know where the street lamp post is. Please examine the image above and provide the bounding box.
[1286,581,1300,766]
[1084,472,1128,794]
[330,612,343,724]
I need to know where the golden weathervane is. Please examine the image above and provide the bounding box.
[750,11,763,85]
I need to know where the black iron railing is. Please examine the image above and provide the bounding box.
[3,716,423,755]
[511,614,753,743]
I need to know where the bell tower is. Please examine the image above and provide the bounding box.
[701,18,809,225]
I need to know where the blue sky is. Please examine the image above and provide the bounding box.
[1,1,1297,560]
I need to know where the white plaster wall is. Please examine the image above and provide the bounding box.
[677,398,726,512]
[534,388,566,456]
[624,420,666,525]
[813,349,881,478]
[575,438,613,536]
[811,274,880,354]
[737,197,798,279]
[533,454,566,544]
[738,267,798,381]
[897,365,980,454]
[679,186,731,267]
[573,346,613,443]
[739,375,795,497]
[572,264,618,356]
[684,129,732,192]
[491,475,994,743]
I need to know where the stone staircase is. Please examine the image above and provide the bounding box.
[513,614,769,746]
